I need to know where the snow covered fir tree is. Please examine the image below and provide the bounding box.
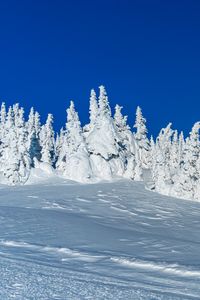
[0,85,200,202]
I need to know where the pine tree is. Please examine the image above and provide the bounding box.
[169,130,179,177]
[34,111,41,137]
[134,106,150,180]
[178,131,185,165]
[87,87,123,178]
[0,102,6,161]
[2,106,30,184]
[146,135,157,189]
[151,123,174,193]
[83,89,99,135]
[114,104,128,132]
[175,122,200,199]
[15,106,31,183]
[89,89,99,126]
[57,101,92,181]
[40,114,55,165]
[0,102,6,126]
[27,107,35,138]
[0,102,6,135]
[98,85,111,117]
[27,108,41,165]
[55,127,65,164]
[114,104,136,178]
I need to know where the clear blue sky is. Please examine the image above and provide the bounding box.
[0,0,200,136]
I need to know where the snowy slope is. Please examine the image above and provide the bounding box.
[0,179,199,299]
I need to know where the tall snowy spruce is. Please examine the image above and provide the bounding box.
[27,108,42,165]
[114,104,136,179]
[55,127,65,163]
[151,123,174,194]
[86,86,125,179]
[40,114,55,165]
[174,122,200,200]
[133,106,151,180]
[83,89,99,135]
[0,102,7,164]
[56,101,93,182]
[89,89,99,126]
[1,105,30,185]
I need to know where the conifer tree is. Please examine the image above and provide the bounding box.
[57,101,92,181]
[114,104,136,178]
[27,107,35,138]
[0,102,6,133]
[178,131,185,165]
[175,122,200,199]
[87,87,122,178]
[134,106,150,180]
[151,123,174,192]
[169,130,179,177]
[98,85,111,117]
[40,114,55,165]
[114,105,127,133]
[2,106,30,184]
[89,89,99,126]
[27,108,41,165]
[0,102,6,160]
[83,89,99,135]
[34,111,41,137]
[55,127,65,164]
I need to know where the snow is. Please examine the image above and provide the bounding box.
[2,87,200,203]
[0,179,199,299]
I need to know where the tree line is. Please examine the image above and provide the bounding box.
[0,85,199,201]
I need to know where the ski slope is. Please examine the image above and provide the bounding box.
[0,179,199,299]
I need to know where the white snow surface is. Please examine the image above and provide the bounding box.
[0,178,199,299]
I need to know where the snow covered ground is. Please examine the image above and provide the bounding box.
[0,179,199,299]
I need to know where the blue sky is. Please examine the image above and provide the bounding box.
[0,0,200,136]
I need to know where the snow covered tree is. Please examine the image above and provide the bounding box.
[114,104,136,179]
[175,122,200,199]
[2,108,19,184]
[98,85,111,117]
[0,106,13,173]
[56,101,93,182]
[27,107,35,139]
[55,127,65,163]
[114,104,128,132]
[15,107,31,183]
[178,131,185,166]
[86,87,124,179]
[0,102,7,160]
[0,102,6,125]
[34,111,41,137]
[133,106,150,180]
[169,130,179,177]
[40,114,55,165]
[65,101,84,153]
[151,123,174,194]
[149,135,155,162]
[1,106,30,185]
[0,102,6,137]
[83,89,99,135]
[145,135,158,190]
[89,89,99,126]
[27,108,41,165]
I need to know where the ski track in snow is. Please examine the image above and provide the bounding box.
[0,179,199,299]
